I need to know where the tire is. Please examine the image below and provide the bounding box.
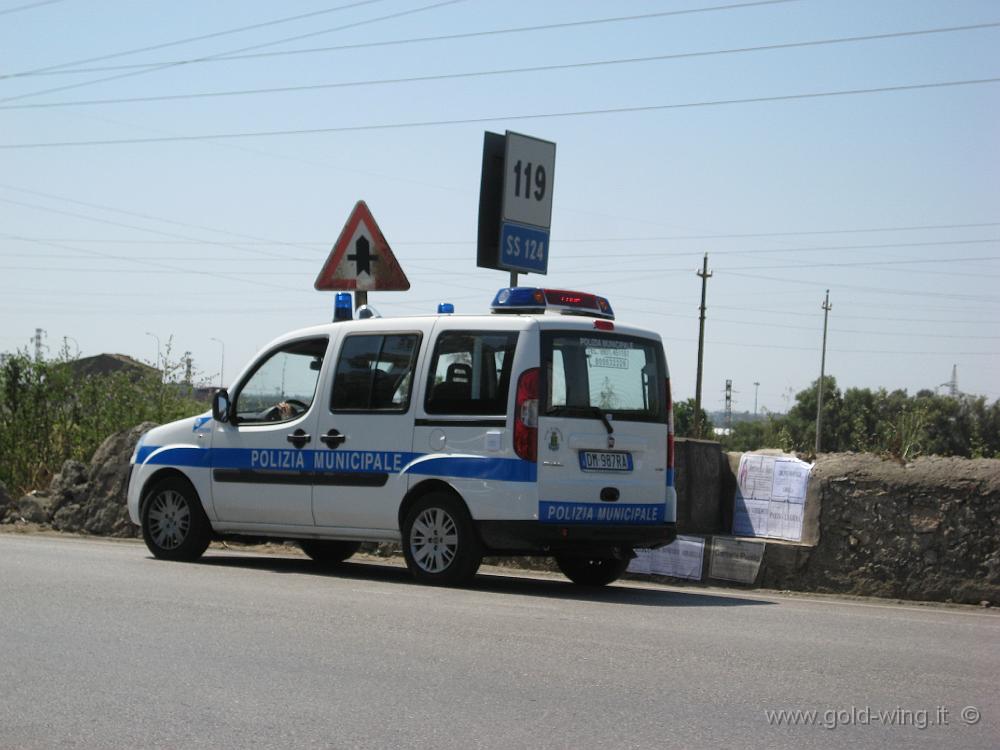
[555,554,630,587]
[401,492,482,586]
[299,539,361,564]
[140,476,212,562]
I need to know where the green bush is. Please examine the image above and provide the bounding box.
[0,348,205,496]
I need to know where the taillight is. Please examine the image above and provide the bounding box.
[666,378,675,484]
[514,367,539,462]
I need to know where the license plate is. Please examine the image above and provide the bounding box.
[579,451,633,472]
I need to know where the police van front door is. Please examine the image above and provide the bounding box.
[311,330,421,531]
[210,337,327,527]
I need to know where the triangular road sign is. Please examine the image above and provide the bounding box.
[314,201,410,291]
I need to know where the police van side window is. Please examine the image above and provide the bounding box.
[234,338,327,424]
[425,331,518,415]
[331,334,420,412]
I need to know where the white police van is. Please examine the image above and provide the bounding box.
[127,288,677,586]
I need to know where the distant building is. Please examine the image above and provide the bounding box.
[66,353,158,379]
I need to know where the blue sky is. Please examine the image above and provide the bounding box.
[1,0,998,412]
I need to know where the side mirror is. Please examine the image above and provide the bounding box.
[212,389,232,424]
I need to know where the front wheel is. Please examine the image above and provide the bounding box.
[299,539,361,564]
[141,476,212,562]
[402,493,482,586]
[555,554,630,587]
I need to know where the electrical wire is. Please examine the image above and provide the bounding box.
[5,22,996,110]
[2,0,802,79]
[2,0,392,78]
[0,0,66,17]
[3,76,998,148]
[0,0,468,104]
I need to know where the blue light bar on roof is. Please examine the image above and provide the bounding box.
[490,287,614,320]
[333,292,353,322]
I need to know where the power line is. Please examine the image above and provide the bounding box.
[1,0,392,78]
[388,239,1000,261]
[7,221,1000,245]
[0,197,302,261]
[0,183,324,253]
[723,270,1000,302]
[3,76,998,149]
[623,308,1000,339]
[6,241,999,269]
[4,0,803,79]
[0,0,468,105]
[0,0,66,17]
[6,22,997,110]
[0,233,302,292]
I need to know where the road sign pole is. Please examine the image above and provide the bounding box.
[509,271,518,287]
[355,291,368,310]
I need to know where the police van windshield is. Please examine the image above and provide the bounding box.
[542,332,666,423]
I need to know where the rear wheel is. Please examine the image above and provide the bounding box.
[299,539,361,564]
[141,476,212,562]
[402,492,482,586]
[555,554,630,587]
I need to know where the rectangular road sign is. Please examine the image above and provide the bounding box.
[477,130,556,276]
[499,221,548,274]
[502,131,556,230]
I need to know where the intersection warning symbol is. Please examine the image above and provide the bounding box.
[314,201,410,292]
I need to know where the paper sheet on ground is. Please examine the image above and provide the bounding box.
[627,535,705,580]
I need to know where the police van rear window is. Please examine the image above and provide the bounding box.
[425,331,518,415]
[541,332,666,423]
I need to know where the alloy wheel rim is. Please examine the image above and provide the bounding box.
[409,507,458,573]
[148,490,191,550]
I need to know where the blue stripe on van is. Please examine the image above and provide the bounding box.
[404,456,536,483]
[135,446,536,483]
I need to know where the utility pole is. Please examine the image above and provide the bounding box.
[815,289,832,454]
[33,328,46,361]
[694,253,712,438]
[753,381,760,415]
[210,337,225,388]
[724,379,733,433]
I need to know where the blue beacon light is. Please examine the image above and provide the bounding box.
[333,292,353,322]
[437,303,455,314]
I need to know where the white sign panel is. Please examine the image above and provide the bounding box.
[627,535,705,580]
[502,131,556,230]
[732,453,812,541]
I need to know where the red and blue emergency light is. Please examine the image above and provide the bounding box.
[490,288,615,320]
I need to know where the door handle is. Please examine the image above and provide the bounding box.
[320,429,346,448]
[286,429,311,448]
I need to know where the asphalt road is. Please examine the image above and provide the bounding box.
[1,534,997,750]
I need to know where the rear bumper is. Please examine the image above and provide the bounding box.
[476,520,677,555]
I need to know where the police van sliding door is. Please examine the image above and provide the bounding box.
[210,337,328,527]
[312,331,421,531]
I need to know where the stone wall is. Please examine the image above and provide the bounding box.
[673,438,725,535]
[759,454,1000,604]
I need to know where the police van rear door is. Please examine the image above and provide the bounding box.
[536,326,668,527]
